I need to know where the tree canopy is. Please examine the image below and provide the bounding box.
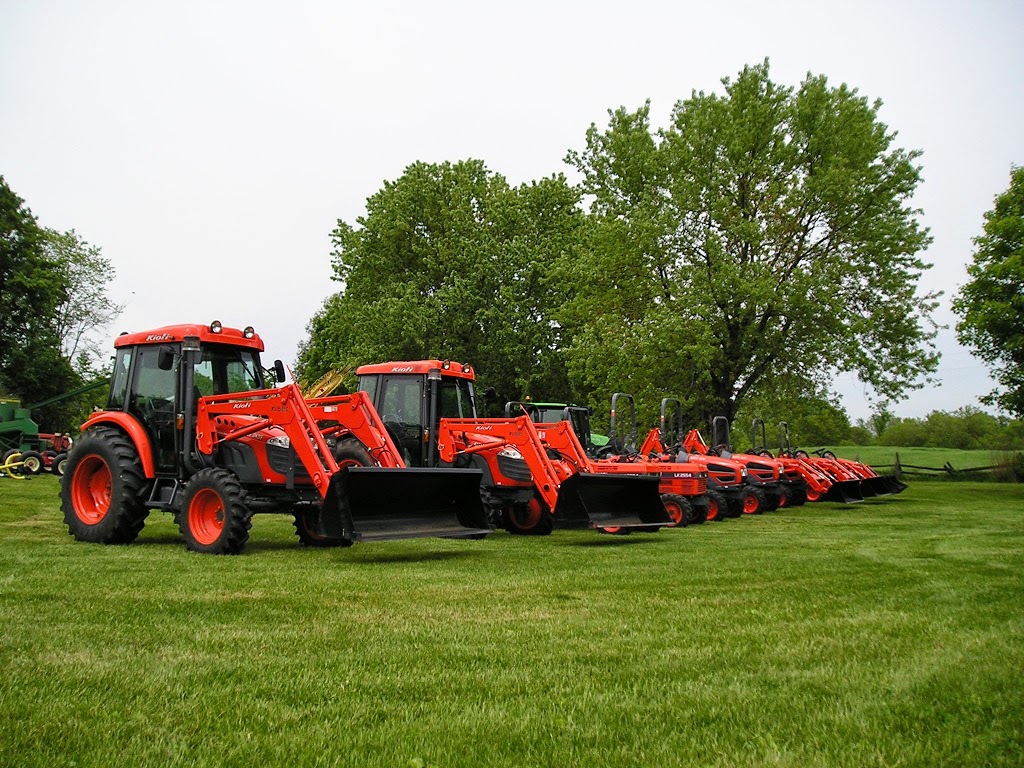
[0,176,120,431]
[301,62,941,438]
[298,160,585,401]
[953,166,1024,418]
[562,60,939,425]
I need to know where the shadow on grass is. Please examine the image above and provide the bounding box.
[343,549,483,565]
[566,533,673,548]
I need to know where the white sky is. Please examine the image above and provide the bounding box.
[2,0,1021,421]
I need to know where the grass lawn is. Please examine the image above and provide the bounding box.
[1,475,1022,767]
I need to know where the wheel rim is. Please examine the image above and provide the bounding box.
[71,454,112,524]
[664,499,685,526]
[807,488,821,502]
[778,492,788,508]
[189,488,225,545]
[509,498,543,530]
[601,526,623,534]
[743,493,759,514]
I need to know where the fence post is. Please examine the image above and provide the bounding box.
[894,452,902,480]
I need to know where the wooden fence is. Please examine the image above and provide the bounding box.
[872,452,1022,481]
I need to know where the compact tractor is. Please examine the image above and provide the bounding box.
[59,322,490,554]
[507,396,713,526]
[354,360,674,535]
[746,420,864,503]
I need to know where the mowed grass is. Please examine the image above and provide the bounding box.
[1,476,1022,767]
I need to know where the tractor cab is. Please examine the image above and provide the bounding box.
[109,322,282,475]
[355,360,479,467]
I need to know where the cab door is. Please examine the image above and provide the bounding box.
[376,375,426,467]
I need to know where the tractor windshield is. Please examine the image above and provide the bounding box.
[439,378,476,418]
[193,344,263,396]
[535,406,568,424]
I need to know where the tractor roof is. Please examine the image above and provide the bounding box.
[356,360,476,380]
[113,322,265,351]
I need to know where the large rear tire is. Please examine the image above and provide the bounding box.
[177,468,251,555]
[333,439,374,469]
[60,427,148,544]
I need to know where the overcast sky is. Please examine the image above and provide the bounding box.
[2,0,1021,421]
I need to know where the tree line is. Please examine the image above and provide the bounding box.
[298,61,942,434]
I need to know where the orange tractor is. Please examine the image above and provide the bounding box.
[765,420,906,499]
[580,394,754,520]
[59,323,490,554]
[747,420,864,503]
[354,360,675,535]
[505,398,713,526]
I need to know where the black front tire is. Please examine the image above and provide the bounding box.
[705,490,727,522]
[661,493,691,528]
[176,468,252,555]
[293,507,349,548]
[505,497,554,536]
[51,452,68,477]
[60,427,149,544]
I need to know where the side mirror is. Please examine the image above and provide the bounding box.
[484,387,497,400]
[157,346,175,371]
[273,360,286,384]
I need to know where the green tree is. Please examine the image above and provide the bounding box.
[0,177,79,424]
[953,166,1024,417]
[42,227,123,378]
[733,380,852,449]
[0,179,121,433]
[298,160,586,401]
[564,61,939,425]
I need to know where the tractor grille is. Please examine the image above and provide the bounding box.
[496,454,533,482]
[266,444,309,478]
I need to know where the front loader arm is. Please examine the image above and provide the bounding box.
[196,383,339,498]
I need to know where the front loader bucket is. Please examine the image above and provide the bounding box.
[879,474,908,494]
[858,478,880,498]
[320,467,491,542]
[823,479,864,504]
[554,472,670,530]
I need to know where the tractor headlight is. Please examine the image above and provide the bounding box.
[243,326,255,339]
[210,320,223,334]
[267,436,291,449]
[497,447,523,460]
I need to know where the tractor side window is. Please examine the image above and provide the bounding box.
[108,348,133,410]
[357,375,379,405]
[537,407,566,424]
[132,348,177,404]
